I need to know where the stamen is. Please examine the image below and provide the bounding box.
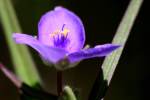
[50,24,70,48]
[62,24,66,31]
[50,25,70,38]
[50,29,60,37]
[61,29,69,37]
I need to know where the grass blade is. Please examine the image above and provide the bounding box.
[89,0,143,100]
[102,0,143,84]
[0,0,41,86]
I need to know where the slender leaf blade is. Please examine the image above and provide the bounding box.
[102,0,143,84]
[0,0,41,86]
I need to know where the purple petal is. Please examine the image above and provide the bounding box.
[13,33,68,63]
[38,6,85,53]
[67,44,120,63]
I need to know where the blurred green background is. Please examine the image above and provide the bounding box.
[0,0,148,100]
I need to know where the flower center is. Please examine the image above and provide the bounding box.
[50,24,70,48]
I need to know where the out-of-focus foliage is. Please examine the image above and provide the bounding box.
[0,0,41,86]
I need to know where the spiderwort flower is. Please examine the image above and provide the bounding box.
[13,6,119,70]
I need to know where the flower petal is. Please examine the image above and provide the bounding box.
[38,6,85,53]
[67,44,120,63]
[13,33,67,63]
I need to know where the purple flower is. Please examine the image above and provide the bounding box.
[13,6,119,69]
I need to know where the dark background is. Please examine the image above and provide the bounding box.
[0,0,148,100]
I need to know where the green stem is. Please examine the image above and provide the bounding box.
[63,86,77,100]
[0,0,41,86]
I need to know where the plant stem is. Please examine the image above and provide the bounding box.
[0,63,22,88]
[63,86,77,100]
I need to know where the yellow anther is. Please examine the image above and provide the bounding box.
[50,29,60,37]
[50,28,70,38]
[61,29,70,37]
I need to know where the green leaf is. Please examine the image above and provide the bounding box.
[89,0,143,100]
[102,0,143,85]
[0,0,41,86]
[101,0,143,99]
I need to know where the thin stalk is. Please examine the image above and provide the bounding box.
[0,63,22,88]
